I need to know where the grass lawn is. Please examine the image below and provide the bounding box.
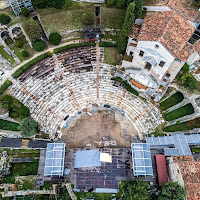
[148,123,166,137]
[38,3,126,33]
[0,119,20,131]
[101,4,126,29]
[160,92,184,111]
[0,45,15,64]
[164,103,194,121]
[6,149,40,158]
[38,2,94,32]
[163,117,200,132]
[104,47,121,65]
[75,191,114,200]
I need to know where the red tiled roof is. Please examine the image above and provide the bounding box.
[137,11,195,61]
[130,79,147,90]
[129,25,140,39]
[168,0,200,22]
[173,156,200,200]
[137,12,173,42]
[155,155,168,186]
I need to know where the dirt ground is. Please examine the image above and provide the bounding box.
[62,110,137,148]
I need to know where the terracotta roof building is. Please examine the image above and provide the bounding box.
[173,156,200,200]
[123,3,200,101]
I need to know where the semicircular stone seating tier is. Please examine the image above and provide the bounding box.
[9,46,161,139]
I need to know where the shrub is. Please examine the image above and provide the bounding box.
[21,7,30,17]
[12,52,52,78]
[0,80,12,95]
[0,119,20,131]
[53,0,65,9]
[9,111,19,118]
[81,11,94,25]
[32,40,46,52]
[49,32,62,45]
[15,40,23,48]
[163,118,200,132]
[53,42,95,54]
[20,117,38,137]
[160,92,184,111]
[0,13,11,25]
[180,72,198,91]
[164,103,194,121]
[21,50,29,58]
[99,41,118,47]
[182,63,189,73]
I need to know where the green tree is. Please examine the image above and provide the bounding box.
[0,13,11,25]
[182,63,189,73]
[123,178,150,200]
[180,72,198,91]
[20,117,38,137]
[117,0,127,7]
[23,19,42,41]
[32,40,46,52]
[158,181,186,200]
[53,0,65,9]
[81,11,95,25]
[134,0,143,18]
[49,32,62,45]
[118,2,135,53]
[21,50,29,58]
[65,0,72,8]
[21,7,30,17]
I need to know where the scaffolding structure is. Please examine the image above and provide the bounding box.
[9,0,34,16]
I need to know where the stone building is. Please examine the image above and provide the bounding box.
[123,0,200,101]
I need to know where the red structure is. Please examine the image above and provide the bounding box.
[155,154,168,186]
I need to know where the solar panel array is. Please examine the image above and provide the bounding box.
[131,143,153,176]
[44,143,65,176]
[146,134,200,156]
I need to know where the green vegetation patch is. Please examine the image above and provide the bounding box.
[114,76,139,96]
[0,95,30,119]
[12,52,52,78]
[191,147,200,153]
[104,47,121,65]
[0,45,15,64]
[0,119,20,131]
[0,80,12,95]
[164,103,194,121]
[6,149,40,158]
[163,117,200,132]
[10,159,39,176]
[53,42,95,54]
[160,92,184,111]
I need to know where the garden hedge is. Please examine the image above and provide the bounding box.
[12,52,52,78]
[53,42,95,54]
[163,118,200,132]
[0,119,20,131]
[0,80,12,95]
[99,41,118,47]
[164,103,194,122]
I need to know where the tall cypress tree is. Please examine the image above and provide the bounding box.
[117,0,127,7]
[134,0,143,18]
[118,2,135,53]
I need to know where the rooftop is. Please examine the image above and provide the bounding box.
[44,143,65,177]
[173,156,200,200]
[137,11,195,61]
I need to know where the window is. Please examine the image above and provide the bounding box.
[155,44,159,49]
[166,73,170,78]
[130,51,133,56]
[159,61,165,67]
[139,50,144,57]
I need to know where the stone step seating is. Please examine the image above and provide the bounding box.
[9,47,161,138]
[19,57,55,82]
